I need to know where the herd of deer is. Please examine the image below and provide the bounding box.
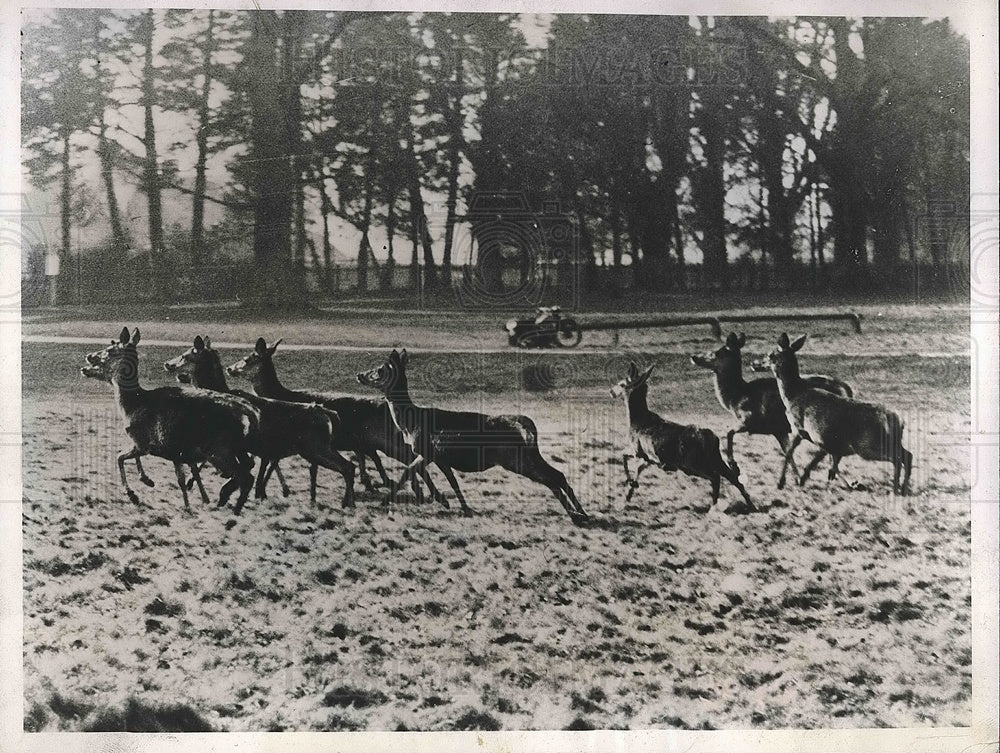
[79,327,913,524]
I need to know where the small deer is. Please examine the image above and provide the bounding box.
[754,333,912,494]
[611,362,754,512]
[81,350,211,507]
[82,327,256,512]
[227,338,440,504]
[691,332,854,488]
[356,349,588,523]
[164,336,356,508]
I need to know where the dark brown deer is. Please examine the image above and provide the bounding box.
[226,338,440,505]
[164,336,356,508]
[754,333,912,494]
[81,352,212,507]
[82,327,256,512]
[164,339,286,498]
[611,362,754,512]
[691,332,854,488]
[356,349,588,523]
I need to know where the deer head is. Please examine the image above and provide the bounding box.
[609,361,655,400]
[356,349,408,395]
[227,337,282,379]
[690,332,747,373]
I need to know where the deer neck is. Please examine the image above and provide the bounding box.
[253,358,285,397]
[713,360,747,407]
[625,383,652,426]
[774,356,803,403]
[111,359,145,416]
[194,355,230,392]
[384,375,417,432]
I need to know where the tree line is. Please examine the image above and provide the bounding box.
[21,11,970,306]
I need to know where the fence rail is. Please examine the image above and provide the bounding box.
[21,258,972,308]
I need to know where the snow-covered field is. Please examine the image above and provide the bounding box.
[20,309,971,731]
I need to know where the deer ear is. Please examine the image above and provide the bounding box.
[777,332,790,349]
[193,336,204,351]
[628,361,638,378]
[255,337,267,355]
[400,349,408,366]
[640,364,656,383]
[131,328,141,346]
[269,338,283,354]
[119,327,130,344]
[790,334,807,352]
[203,336,212,350]
[737,333,747,348]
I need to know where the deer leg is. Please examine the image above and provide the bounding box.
[217,452,251,512]
[437,464,473,516]
[369,451,391,488]
[387,457,422,505]
[798,448,828,487]
[134,456,155,487]
[719,456,756,511]
[421,465,449,509]
[560,477,588,519]
[775,433,801,489]
[520,452,587,522]
[310,451,355,509]
[626,460,652,503]
[229,453,256,515]
[184,462,202,491]
[188,464,211,506]
[218,475,240,509]
[271,462,290,497]
[827,456,841,482]
[173,461,192,511]
[898,448,913,496]
[355,452,375,492]
[254,458,272,499]
[117,447,144,504]
[622,453,635,486]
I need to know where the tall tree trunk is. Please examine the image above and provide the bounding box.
[58,130,72,305]
[357,233,370,292]
[410,214,420,291]
[97,111,127,256]
[697,105,728,290]
[441,49,464,287]
[828,17,869,269]
[190,9,215,268]
[407,138,437,291]
[814,184,826,271]
[141,9,165,300]
[294,179,306,276]
[314,171,336,294]
[246,10,294,303]
[92,16,127,259]
[872,178,902,269]
[382,199,396,291]
[283,11,307,295]
[610,205,623,268]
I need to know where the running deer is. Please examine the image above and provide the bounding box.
[81,350,212,507]
[691,332,854,488]
[82,327,256,512]
[164,336,356,508]
[226,338,440,504]
[754,333,912,494]
[611,362,755,512]
[356,349,589,524]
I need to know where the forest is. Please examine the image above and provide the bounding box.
[20,11,971,307]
